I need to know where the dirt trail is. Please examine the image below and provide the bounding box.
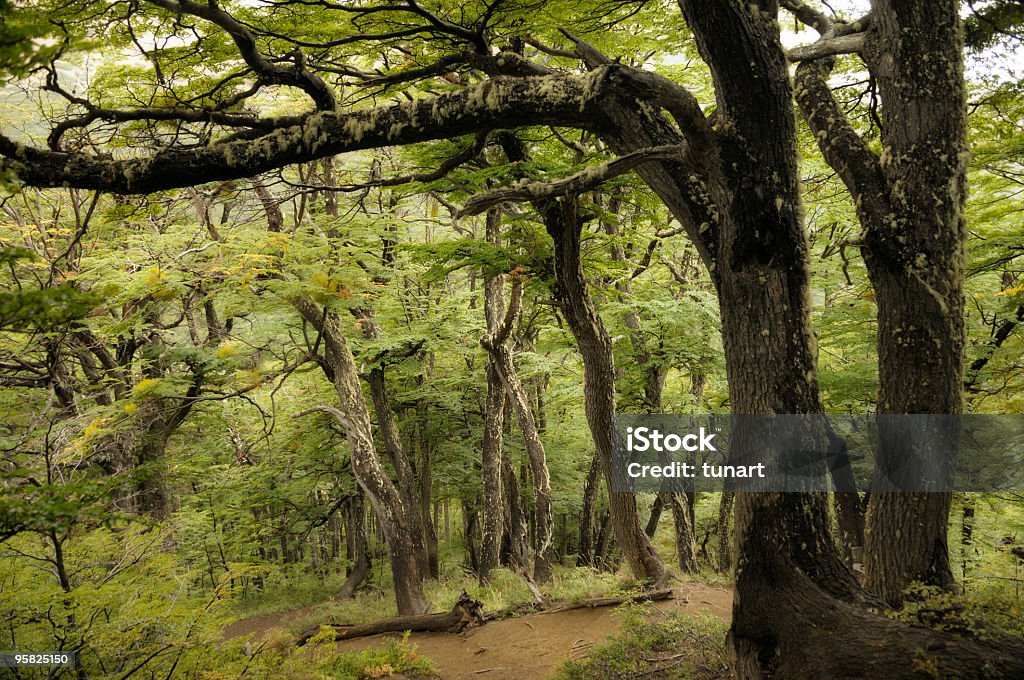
[225,584,733,680]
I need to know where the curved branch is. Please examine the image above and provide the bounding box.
[2,70,611,193]
[294,404,352,431]
[144,0,336,110]
[788,33,865,62]
[458,145,685,217]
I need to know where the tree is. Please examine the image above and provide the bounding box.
[791,0,965,604]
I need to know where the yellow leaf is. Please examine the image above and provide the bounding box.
[133,377,161,395]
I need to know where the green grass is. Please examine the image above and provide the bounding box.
[553,608,730,680]
[208,629,437,679]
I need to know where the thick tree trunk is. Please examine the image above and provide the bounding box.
[676,3,865,674]
[860,0,966,606]
[292,297,429,616]
[794,0,965,606]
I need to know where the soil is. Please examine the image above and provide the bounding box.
[224,583,733,680]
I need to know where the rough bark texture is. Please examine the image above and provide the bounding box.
[357,311,431,581]
[794,0,965,605]
[860,0,965,606]
[676,2,866,674]
[478,355,506,583]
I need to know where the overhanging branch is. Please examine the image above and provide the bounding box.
[1,70,611,193]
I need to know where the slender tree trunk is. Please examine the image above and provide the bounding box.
[577,453,601,567]
[502,455,531,570]
[668,492,698,573]
[357,312,431,580]
[545,200,667,584]
[338,493,371,599]
[292,297,429,615]
[479,210,555,583]
[479,357,506,582]
[644,495,664,538]
[717,491,734,574]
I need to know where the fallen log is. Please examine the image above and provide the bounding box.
[485,588,674,622]
[296,592,484,646]
[537,588,674,614]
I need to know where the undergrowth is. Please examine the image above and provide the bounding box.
[552,607,730,680]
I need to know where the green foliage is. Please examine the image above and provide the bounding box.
[554,609,730,680]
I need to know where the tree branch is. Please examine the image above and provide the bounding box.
[294,404,352,430]
[458,145,685,217]
[143,0,336,110]
[1,70,611,193]
[788,33,865,62]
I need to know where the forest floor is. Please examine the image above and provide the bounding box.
[224,582,733,679]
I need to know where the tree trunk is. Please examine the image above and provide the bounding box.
[577,452,601,567]
[794,0,966,606]
[479,356,507,583]
[545,200,667,584]
[479,192,554,584]
[675,3,866,673]
[358,312,432,581]
[716,492,733,574]
[292,297,429,615]
[860,0,965,606]
[644,495,664,538]
[338,492,371,599]
[501,455,531,570]
[668,491,699,573]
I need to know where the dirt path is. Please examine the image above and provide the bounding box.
[225,584,732,680]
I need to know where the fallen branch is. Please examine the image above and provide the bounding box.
[297,589,674,645]
[538,588,674,614]
[296,592,484,645]
[486,588,674,622]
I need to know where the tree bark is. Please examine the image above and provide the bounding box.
[794,0,966,606]
[292,296,429,616]
[577,452,601,567]
[297,593,484,645]
[337,492,371,599]
[479,356,507,582]
[716,491,734,574]
[479,209,555,583]
[545,200,668,584]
